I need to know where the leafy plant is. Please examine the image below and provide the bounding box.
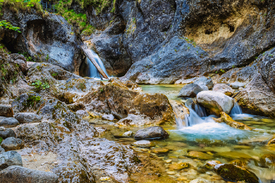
[26,95,41,107]
[0,20,21,33]
[31,80,50,91]
[51,73,58,77]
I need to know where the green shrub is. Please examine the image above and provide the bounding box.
[31,80,50,91]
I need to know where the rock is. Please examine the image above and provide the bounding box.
[122,131,133,137]
[193,77,214,90]
[11,92,44,113]
[205,160,222,170]
[14,113,42,124]
[235,74,275,118]
[133,140,153,148]
[0,151,22,170]
[260,47,275,93]
[213,84,234,96]
[190,178,211,183]
[215,164,259,183]
[267,137,275,145]
[80,83,175,126]
[0,166,58,183]
[260,154,275,167]
[187,151,213,160]
[219,112,252,130]
[152,148,169,154]
[0,105,13,117]
[75,110,89,119]
[0,118,19,128]
[230,82,246,89]
[102,114,115,121]
[1,137,24,151]
[0,146,4,153]
[178,83,203,98]
[134,126,169,140]
[197,91,234,115]
[170,100,189,127]
[230,159,247,167]
[168,162,190,171]
[0,128,16,139]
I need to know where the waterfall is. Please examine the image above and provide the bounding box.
[87,50,109,79]
[185,102,208,127]
[230,101,242,115]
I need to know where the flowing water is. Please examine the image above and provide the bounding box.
[87,49,109,79]
[89,84,275,182]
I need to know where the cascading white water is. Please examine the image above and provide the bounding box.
[230,101,242,115]
[87,50,109,79]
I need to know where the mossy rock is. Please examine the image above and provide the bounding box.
[215,164,259,183]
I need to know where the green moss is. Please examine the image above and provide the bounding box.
[0,137,2,144]
[26,95,41,107]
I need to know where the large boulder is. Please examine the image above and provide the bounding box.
[0,166,58,183]
[213,84,234,96]
[260,47,275,93]
[0,151,22,171]
[196,91,234,115]
[178,83,203,98]
[80,82,175,125]
[134,126,169,140]
[235,74,275,117]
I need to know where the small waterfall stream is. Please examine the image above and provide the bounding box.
[230,101,243,115]
[87,50,109,79]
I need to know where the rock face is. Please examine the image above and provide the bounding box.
[0,105,13,117]
[0,166,58,183]
[0,151,23,171]
[260,47,275,93]
[1,6,84,75]
[1,137,24,151]
[134,126,169,140]
[14,113,42,124]
[213,84,234,96]
[236,74,275,117]
[178,84,203,98]
[197,91,234,115]
[215,164,259,183]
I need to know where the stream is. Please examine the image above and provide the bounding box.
[89,84,275,182]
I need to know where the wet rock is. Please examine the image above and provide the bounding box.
[152,148,169,154]
[1,137,24,151]
[213,84,234,96]
[102,114,115,121]
[235,74,275,118]
[134,126,169,140]
[0,105,13,117]
[267,137,275,145]
[14,113,42,124]
[190,178,211,183]
[187,151,213,160]
[122,131,133,137]
[0,117,19,128]
[0,166,58,183]
[168,162,190,171]
[170,100,189,127]
[230,159,247,167]
[260,154,275,167]
[205,160,222,170]
[178,83,203,98]
[193,77,214,90]
[215,164,259,183]
[133,140,153,148]
[0,151,22,170]
[219,112,252,130]
[0,128,16,139]
[197,91,234,115]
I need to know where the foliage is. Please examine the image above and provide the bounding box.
[0,137,2,144]
[0,20,21,33]
[26,95,41,107]
[0,0,43,16]
[31,79,50,91]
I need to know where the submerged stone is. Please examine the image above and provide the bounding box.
[133,140,153,148]
[260,154,275,167]
[134,126,169,140]
[168,162,190,171]
[152,148,170,154]
[187,151,213,160]
[215,164,259,183]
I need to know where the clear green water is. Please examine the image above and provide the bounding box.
[94,85,275,182]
